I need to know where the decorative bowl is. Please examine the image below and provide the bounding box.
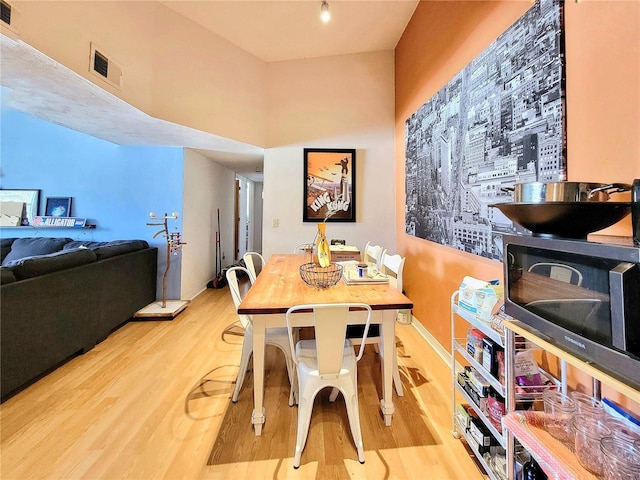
[299,262,343,288]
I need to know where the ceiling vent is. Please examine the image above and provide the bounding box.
[1,1,11,26]
[89,43,122,90]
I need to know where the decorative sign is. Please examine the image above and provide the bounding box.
[404,0,566,260]
[33,216,87,228]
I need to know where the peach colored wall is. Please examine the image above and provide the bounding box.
[9,1,267,146]
[395,1,639,411]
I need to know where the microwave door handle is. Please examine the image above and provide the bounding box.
[609,262,635,350]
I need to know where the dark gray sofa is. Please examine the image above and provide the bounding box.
[0,237,158,400]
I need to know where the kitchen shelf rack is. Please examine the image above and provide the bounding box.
[451,290,511,480]
[501,318,640,479]
[451,290,563,480]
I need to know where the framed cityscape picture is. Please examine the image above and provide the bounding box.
[303,148,356,222]
[404,0,566,261]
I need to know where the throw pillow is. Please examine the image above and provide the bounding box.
[63,240,149,260]
[1,238,16,263]
[7,248,97,280]
[2,237,72,266]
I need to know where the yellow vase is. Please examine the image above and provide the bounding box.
[316,222,331,267]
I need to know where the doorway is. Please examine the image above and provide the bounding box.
[234,175,263,261]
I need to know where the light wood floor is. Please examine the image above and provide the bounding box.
[0,285,487,480]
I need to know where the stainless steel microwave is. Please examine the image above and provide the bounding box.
[502,234,640,390]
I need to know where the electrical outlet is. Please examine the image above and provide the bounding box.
[272,218,279,228]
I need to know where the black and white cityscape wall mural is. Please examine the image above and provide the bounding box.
[404,0,566,261]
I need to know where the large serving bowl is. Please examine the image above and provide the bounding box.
[502,182,631,203]
[490,202,632,239]
[299,262,343,288]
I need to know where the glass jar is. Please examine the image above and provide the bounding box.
[600,436,640,480]
[573,416,611,476]
[543,389,576,447]
[570,391,604,419]
[604,417,640,446]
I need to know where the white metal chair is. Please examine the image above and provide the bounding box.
[226,266,297,406]
[242,251,265,283]
[528,262,583,286]
[363,241,385,269]
[286,303,372,468]
[345,251,406,397]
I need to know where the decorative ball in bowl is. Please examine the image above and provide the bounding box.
[299,262,343,288]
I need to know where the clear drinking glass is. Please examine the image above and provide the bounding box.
[573,416,611,476]
[600,436,640,480]
[543,389,576,447]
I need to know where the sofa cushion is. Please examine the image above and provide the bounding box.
[0,267,16,284]
[64,240,149,260]
[1,238,16,263]
[2,237,72,266]
[6,248,98,280]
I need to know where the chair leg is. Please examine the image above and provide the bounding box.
[232,335,253,403]
[286,357,297,406]
[293,379,315,469]
[342,381,365,464]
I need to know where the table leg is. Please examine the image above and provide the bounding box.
[379,309,395,426]
[252,317,266,436]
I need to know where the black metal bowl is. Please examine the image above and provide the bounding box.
[490,202,632,239]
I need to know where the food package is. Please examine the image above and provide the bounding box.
[458,276,504,321]
[514,350,544,392]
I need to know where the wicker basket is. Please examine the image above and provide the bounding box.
[299,262,343,289]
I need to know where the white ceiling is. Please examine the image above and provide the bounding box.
[0,1,418,182]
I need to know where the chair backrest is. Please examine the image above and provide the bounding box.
[380,252,405,293]
[243,251,265,282]
[363,241,385,269]
[226,266,254,330]
[293,243,314,255]
[528,262,583,286]
[286,303,372,377]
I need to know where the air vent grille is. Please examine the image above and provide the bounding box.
[89,43,122,90]
[1,1,12,25]
[93,51,109,78]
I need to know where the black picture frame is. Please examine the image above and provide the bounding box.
[303,148,356,222]
[45,197,72,217]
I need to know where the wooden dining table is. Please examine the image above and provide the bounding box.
[237,254,414,436]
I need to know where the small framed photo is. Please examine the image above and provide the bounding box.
[45,197,72,217]
[303,148,356,222]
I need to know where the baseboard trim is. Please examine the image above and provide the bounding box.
[409,316,451,368]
